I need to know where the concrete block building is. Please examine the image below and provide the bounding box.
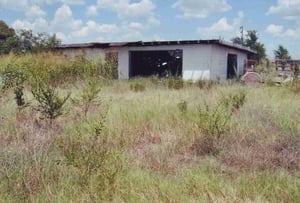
[57,39,256,80]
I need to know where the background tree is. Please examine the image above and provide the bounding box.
[274,45,291,60]
[231,30,266,63]
[0,20,61,55]
[16,30,61,53]
[0,20,18,54]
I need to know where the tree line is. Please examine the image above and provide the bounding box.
[231,29,292,62]
[0,20,61,55]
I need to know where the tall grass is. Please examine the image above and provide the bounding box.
[0,54,299,202]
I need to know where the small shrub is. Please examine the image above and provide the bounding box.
[194,102,232,155]
[14,85,25,107]
[58,109,123,200]
[73,80,102,117]
[31,83,70,121]
[194,91,246,155]
[165,76,184,90]
[130,82,146,92]
[219,90,247,112]
[178,100,188,114]
[0,70,27,90]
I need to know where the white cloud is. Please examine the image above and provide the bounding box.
[173,0,231,19]
[92,0,160,27]
[0,0,84,12]
[32,0,85,5]
[97,0,156,19]
[198,11,244,39]
[86,5,98,16]
[0,0,28,11]
[72,21,119,40]
[12,17,50,32]
[265,24,297,38]
[265,24,284,36]
[51,4,82,32]
[267,0,300,20]
[12,20,34,30]
[25,5,46,19]
[128,22,144,30]
[205,18,233,33]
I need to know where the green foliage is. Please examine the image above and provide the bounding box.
[130,81,146,92]
[0,20,61,55]
[231,30,266,63]
[0,20,15,40]
[74,80,102,117]
[0,20,16,54]
[195,90,246,155]
[31,83,70,120]
[196,102,231,155]
[219,90,247,112]
[58,109,123,200]
[0,145,59,201]
[177,100,187,114]
[274,45,291,60]
[0,70,27,90]
[165,76,184,89]
[14,86,25,107]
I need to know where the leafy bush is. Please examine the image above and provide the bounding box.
[31,83,70,121]
[73,80,102,117]
[219,90,247,112]
[194,90,247,155]
[14,85,25,107]
[0,70,27,90]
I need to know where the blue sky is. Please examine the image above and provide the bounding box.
[0,0,299,58]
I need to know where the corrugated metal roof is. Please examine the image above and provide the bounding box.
[56,39,257,54]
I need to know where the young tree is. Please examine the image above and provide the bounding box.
[231,30,266,63]
[274,45,291,60]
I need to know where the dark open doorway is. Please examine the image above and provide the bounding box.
[129,50,182,78]
[227,54,237,79]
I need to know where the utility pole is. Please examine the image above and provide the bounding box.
[240,26,244,45]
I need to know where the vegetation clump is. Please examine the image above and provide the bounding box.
[130,81,146,92]
[194,90,247,155]
[31,83,70,121]
[0,51,299,202]
[165,76,184,89]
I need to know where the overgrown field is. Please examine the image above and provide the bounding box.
[0,53,299,202]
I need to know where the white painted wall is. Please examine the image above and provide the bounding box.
[210,45,247,80]
[59,44,248,80]
[118,44,215,80]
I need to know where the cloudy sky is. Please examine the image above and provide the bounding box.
[0,0,299,58]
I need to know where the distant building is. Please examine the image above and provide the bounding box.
[56,39,256,80]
